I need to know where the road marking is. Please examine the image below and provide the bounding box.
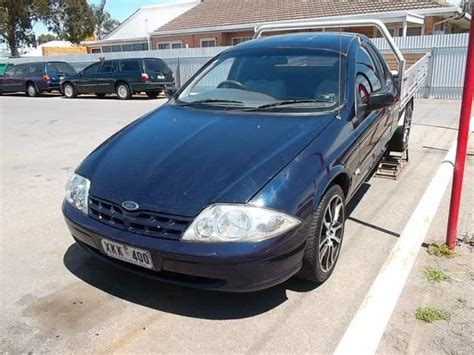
[334,140,458,355]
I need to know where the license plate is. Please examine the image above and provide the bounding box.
[157,74,165,80]
[101,239,154,269]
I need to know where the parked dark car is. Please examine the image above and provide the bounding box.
[61,57,174,99]
[0,61,76,96]
[63,31,415,292]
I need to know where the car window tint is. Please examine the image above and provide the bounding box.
[99,61,116,73]
[47,62,76,74]
[120,60,140,72]
[28,63,44,75]
[4,65,15,76]
[83,62,101,75]
[13,65,27,75]
[356,48,382,92]
[145,59,168,73]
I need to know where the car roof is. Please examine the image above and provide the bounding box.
[229,32,362,55]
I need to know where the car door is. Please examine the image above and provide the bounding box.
[95,60,117,93]
[11,64,28,92]
[0,65,16,92]
[75,62,101,93]
[352,46,390,186]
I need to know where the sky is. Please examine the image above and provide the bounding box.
[33,0,179,36]
[33,0,463,36]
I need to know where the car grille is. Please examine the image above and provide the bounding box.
[88,196,192,240]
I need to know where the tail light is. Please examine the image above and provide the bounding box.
[140,73,150,83]
[42,74,50,82]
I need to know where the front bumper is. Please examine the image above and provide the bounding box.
[63,201,307,292]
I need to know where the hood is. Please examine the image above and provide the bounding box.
[77,105,334,217]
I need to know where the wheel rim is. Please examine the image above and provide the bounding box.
[64,85,73,97]
[403,107,413,144]
[118,85,128,98]
[319,195,344,272]
[28,85,35,96]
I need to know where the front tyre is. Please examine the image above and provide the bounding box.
[63,83,77,98]
[298,185,346,283]
[116,82,131,100]
[389,101,413,152]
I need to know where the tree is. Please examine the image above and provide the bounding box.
[37,33,57,44]
[46,0,95,44]
[0,0,48,56]
[92,0,120,40]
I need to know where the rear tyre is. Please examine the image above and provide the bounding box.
[297,185,346,283]
[26,83,39,97]
[388,101,413,152]
[63,83,77,98]
[146,91,159,99]
[116,82,131,100]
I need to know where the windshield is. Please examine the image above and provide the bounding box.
[175,48,346,112]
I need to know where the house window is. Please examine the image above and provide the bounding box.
[102,46,112,53]
[232,37,252,45]
[111,45,122,52]
[200,38,216,48]
[91,48,101,54]
[133,42,148,51]
[157,41,182,50]
[121,44,133,52]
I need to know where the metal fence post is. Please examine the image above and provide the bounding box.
[424,47,436,98]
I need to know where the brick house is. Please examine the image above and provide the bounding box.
[150,0,471,50]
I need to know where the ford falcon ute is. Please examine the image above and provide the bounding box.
[62,20,429,292]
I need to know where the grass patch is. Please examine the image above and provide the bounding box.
[424,267,452,283]
[416,307,451,323]
[427,243,454,258]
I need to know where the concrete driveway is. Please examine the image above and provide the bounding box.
[0,95,462,353]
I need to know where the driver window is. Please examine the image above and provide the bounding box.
[187,57,235,96]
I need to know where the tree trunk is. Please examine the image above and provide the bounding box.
[7,36,19,57]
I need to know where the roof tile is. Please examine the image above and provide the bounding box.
[157,0,449,32]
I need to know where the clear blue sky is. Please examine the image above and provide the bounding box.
[33,0,463,36]
[33,0,178,36]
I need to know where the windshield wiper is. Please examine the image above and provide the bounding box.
[178,99,245,107]
[253,99,336,110]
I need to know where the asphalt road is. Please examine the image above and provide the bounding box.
[0,94,463,353]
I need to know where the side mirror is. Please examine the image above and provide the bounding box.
[367,91,396,111]
[164,86,178,100]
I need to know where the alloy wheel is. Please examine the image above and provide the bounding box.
[64,84,74,98]
[27,84,36,97]
[118,85,128,99]
[319,195,344,272]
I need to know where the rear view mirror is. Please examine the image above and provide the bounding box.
[164,86,178,100]
[367,91,396,111]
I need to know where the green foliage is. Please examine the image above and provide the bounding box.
[424,267,452,283]
[0,0,48,56]
[46,0,95,44]
[427,243,454,258]
[415,307,451,323]
[37,33,57,45]
[91,0,120,40]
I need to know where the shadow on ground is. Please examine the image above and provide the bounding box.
[63,243,319,320]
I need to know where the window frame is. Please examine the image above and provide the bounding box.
[231,37,252,46]
[82,62,101,75]
[200,38,217,48]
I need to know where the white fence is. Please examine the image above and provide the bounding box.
[7,33,468,99]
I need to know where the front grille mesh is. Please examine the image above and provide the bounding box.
[88,196,192,240]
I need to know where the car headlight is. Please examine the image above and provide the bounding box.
[182,204,301,243]
[65,173,90,214]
